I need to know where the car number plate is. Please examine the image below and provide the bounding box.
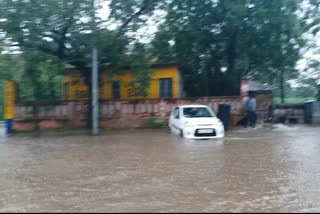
[198,129,214,134]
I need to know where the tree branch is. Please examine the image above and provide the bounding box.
[116,0,158,35]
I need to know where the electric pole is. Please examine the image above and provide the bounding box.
[92,0,99,135]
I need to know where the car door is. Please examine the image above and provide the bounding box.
[174,107,182,132]
[172,107,181,132]
[169,109,175,128]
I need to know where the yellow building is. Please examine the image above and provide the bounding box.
[63,64,184,100]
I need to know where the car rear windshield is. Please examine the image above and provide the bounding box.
[183,107,213,118]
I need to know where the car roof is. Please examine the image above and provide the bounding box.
[177,105,210,108]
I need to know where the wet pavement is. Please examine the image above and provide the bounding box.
[1,125,320,212]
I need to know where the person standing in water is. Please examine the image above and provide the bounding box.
[245,93,257,128]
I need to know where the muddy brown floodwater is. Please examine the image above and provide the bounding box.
[0,124,320,212]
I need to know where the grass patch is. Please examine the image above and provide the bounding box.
[12,129,37,134]
[273,97,316,104]
[147,118,167,129]
[11,127,91,136]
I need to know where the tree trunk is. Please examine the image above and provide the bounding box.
[83,71,93,129]
[204,71,209,97]
[280,69,285,104]
[206,67,212,96]
[88,81,93,130]
[225,28,239,96]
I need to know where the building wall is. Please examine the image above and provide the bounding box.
[64,72,89,100]
[312,101,320,125]
[13,97,242,130]
[10,75,260,131]
[64,66,180,100]
[240,77,274,123]
[240,77,273,111]
[255,93,273,111]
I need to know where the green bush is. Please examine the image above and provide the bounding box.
[0,82,3,121]
[273,97,316,104]
[147,118,167,129]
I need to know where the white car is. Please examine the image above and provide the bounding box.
[168,105,225,139]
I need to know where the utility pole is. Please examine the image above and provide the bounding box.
[91,0,99,135]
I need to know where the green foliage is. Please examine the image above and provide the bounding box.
[109,0,168,34]
[273,97,316,104]
[147,118,166,129]
[0,0,168,123]
[0,52,64,119]
[273,77,319,104]
[0,0,164,98]
[0,84,3,120]
[0,0,319,114]
[151,0,319,98]
[128,44,154,97]
[0,54,24,119]
[18,51,63,101]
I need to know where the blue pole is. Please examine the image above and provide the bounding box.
[6,119,13,134]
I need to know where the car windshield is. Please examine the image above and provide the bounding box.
[183,107,213,118]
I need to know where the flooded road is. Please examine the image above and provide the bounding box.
[1,125,320,212]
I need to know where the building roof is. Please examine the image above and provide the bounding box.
[123,63,177,69]
[248,80,272,92]
[64,63,178,72]
[150,63,177,68]
[178,105,210,108]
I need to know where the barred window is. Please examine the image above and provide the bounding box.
[112,81,120,99]
[159,78,172,98]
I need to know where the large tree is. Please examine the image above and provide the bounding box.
[0,0,166,126]
[151,0,319,101]
[0,0,167,69]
